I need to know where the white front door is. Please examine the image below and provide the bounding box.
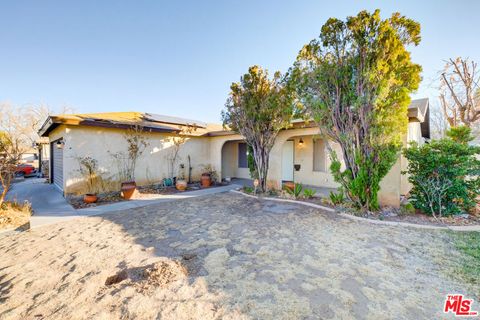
[282,140,294,181]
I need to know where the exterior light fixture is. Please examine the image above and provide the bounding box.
[299,138,304,146]
[56,139,64,149]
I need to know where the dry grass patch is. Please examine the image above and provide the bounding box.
[0,200,31,230]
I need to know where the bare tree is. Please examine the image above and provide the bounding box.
[165,126,195,180]
[110,125,148,182]
[0,105,28,205]
[440,57,480,127]
[0,103,75,150]
[430,102,449,139]
[0,103,76,203]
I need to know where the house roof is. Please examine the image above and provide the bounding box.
[38,112,218,137]
[39,98,430,139]
[207,99,431,138]
[408,98,430,139]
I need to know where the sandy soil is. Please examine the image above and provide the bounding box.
[0,202,31,231]
[0,193,475,319]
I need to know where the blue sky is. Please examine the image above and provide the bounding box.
[1,1,479,122]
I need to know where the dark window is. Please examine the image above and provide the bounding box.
[238,143,248,168]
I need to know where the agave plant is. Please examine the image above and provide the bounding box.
[286,183,303,199]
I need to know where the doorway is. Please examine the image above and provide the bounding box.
[282,140,294,181]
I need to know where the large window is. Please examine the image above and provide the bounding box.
[238,143,248,168]
[313,139,326,172]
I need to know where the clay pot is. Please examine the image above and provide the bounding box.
[176,179,187,191]
[283,181,295,191]
[84,194,98,204]
[121,181,136,200]
[201,173,211,188]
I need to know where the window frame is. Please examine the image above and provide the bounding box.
[238,142,248,168]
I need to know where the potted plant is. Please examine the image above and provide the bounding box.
[201,172,211,188]
[201,164,217,188]
[78,156,99,204]
[84,193,98,204]
[176,164,187,191]
[120,181,136,200]
[111,125,148,200]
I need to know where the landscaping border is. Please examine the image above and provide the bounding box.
[230,190,480,232]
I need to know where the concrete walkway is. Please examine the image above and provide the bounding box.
[5,178,241,230]
[6,178,77,228]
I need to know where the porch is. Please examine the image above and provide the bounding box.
[218,129,340,196]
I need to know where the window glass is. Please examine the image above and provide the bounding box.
[238,143,248,168]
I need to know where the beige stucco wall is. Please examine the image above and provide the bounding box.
[380,121,423,206]
[57,126,212,195]
[48,121,422,206]
[209,133,245,181]
[400,121,423,195]
[290,135,342,189]
[212,125,419,208]
[221,140,250,180]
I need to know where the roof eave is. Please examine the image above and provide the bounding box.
[39,116,182,137]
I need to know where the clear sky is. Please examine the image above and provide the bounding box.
[1,0,479,123]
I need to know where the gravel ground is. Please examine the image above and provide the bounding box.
[0,192,475,319]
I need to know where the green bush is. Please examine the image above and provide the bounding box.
[285,183,303,199]
[403,126,480,217]
[329,189,345,205]
[247,144,258,179]
[400,202,415,215]
[303,188,316,199]
[243,186,254,194]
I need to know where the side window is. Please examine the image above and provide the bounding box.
[238,143,248,168]
[313,139,326,172]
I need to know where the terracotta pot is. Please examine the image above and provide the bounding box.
[283,181,295,191]
[201,173,211,188]
[176,179,187,191]
[84,194,98,204]
[121,181,136,200]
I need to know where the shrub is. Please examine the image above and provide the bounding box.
[329,189,345,205]
[243,186,254,194]
[400,202,415,215]
[403,127,480,217]
[285,183,303,199]
[303,188,316,199]
[0,200,31,230]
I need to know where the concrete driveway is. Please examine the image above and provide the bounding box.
[6,178,77,227]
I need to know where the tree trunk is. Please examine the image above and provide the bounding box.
[0,173,11,207]
[252,143,271,192]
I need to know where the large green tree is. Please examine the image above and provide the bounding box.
[222,66,295,192]
[293,10,422,210]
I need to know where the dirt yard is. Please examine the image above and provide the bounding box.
[0,192,476,319]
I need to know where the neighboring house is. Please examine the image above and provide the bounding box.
[36,137,50,177]
[38,99,430,207]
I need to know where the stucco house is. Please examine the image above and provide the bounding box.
[38,98,430,207]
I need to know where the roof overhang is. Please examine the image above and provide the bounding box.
[38,116,181,137]
[408,98,430,139]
